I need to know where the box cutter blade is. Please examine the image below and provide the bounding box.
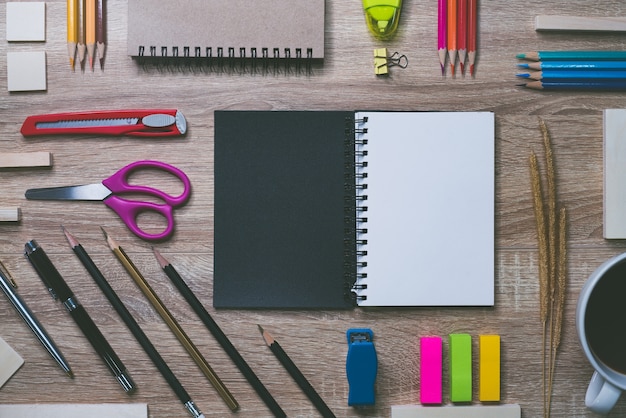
[20,109,186,137]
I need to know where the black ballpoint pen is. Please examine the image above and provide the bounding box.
[0,260,73,377]
[62,227,205,418]
[24,239,135,393]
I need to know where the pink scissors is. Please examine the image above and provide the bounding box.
[25,160,191,241]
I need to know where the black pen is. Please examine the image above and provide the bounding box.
[24,239,135,393]
[0,260,73,377]
[62,228,205,418]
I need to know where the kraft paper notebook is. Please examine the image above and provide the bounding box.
[127,0,325,61]
[214,111,495,309]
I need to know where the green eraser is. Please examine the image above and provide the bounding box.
[449,333,472,402]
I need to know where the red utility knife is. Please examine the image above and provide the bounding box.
[21,109,186,137]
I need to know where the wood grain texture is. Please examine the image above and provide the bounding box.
[2,0,626,417]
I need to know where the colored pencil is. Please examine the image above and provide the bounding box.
[517,51,626,61]
[446,0,457,75]
[67,0,77,69]
[518,70,626,81]
[518,61,626,71]
[437,0,447,75]
[96,0,105,70]
[457,0,468,74]
[86,0,95,70]
[519,80,626,90]
[467,0,477,76]
[76,0,86,67]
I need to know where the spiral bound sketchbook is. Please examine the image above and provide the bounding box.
[127,0,325,63]
[213,111,495,309]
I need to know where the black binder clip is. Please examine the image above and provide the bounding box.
[346,328,377,406]
[374,48,408,75]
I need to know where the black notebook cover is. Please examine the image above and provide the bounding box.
[214,111,356,309]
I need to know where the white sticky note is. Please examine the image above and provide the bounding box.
[0,336,24,388]
[604,109,626,238]
[6,2,46,41]
[7,51,47,92]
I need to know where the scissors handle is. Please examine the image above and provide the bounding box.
[102,160,191,206]
[104,197,175,241]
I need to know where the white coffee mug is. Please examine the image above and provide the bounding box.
[576,252,626,414]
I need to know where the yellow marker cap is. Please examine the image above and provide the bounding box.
[479,335,501,402]
[362,0,402,39]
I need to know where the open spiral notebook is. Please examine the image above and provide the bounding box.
[213,111,495,309]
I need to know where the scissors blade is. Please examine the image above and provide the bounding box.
[25,183,112,201]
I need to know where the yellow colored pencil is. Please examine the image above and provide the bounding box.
[67,0,78,69]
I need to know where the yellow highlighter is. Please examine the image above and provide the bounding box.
[362,0,402,39]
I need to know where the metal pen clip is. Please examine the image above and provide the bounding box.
[0,259,17,288]
[24,240,57,300]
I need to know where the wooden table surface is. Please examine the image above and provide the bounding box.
[2,0,626,417]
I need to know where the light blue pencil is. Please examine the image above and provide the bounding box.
[517,51,626,61]
[518,61,626,71]
[517,70,626,81]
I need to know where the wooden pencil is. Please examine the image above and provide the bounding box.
[95,0,105,69]
[519,61,626,71]
[467,0,477,75]
[258,326,336,418]
[519,80,626,90]
[446,0,457,75]
[85,0,95,70]
[76,0,86,67]
[438,0,447,75]
[517,51,626,61]
[518,70,626,81]
[67,0,78,69]
[457,0,468,74]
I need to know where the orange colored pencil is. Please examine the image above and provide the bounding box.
[447,0,457,76]
[86,0,95,70]
[457,0,468,75]
[468,0,477,76]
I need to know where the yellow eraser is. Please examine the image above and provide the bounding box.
[479,335,500,402]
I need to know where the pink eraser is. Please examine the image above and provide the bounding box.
[420,336,443,404]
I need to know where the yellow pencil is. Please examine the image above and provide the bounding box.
[86,0,96,70]
[67,0,78,69]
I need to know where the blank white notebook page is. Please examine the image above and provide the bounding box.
[355,111,494,306]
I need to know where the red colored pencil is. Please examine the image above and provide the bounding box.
[457,0,468,75]
[467,0,477,76]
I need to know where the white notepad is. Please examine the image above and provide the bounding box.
[0,336,24,388]
[6,2,46,41]
[355,112,495,306]
[604,109,626,238]
[391,404,521,418]
[7,51,47,92]
[0,404,148,418]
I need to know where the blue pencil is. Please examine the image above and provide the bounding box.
[517,70,626,81]
[517,51,626,61]
[519,80,626,90]
[518,61,626,71]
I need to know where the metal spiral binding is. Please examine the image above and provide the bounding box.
[343,115,369,305]
[134,46,317,75]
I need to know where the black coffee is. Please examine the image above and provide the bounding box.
[585,260,626,374]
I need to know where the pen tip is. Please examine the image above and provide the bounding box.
[67,370,75,378]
